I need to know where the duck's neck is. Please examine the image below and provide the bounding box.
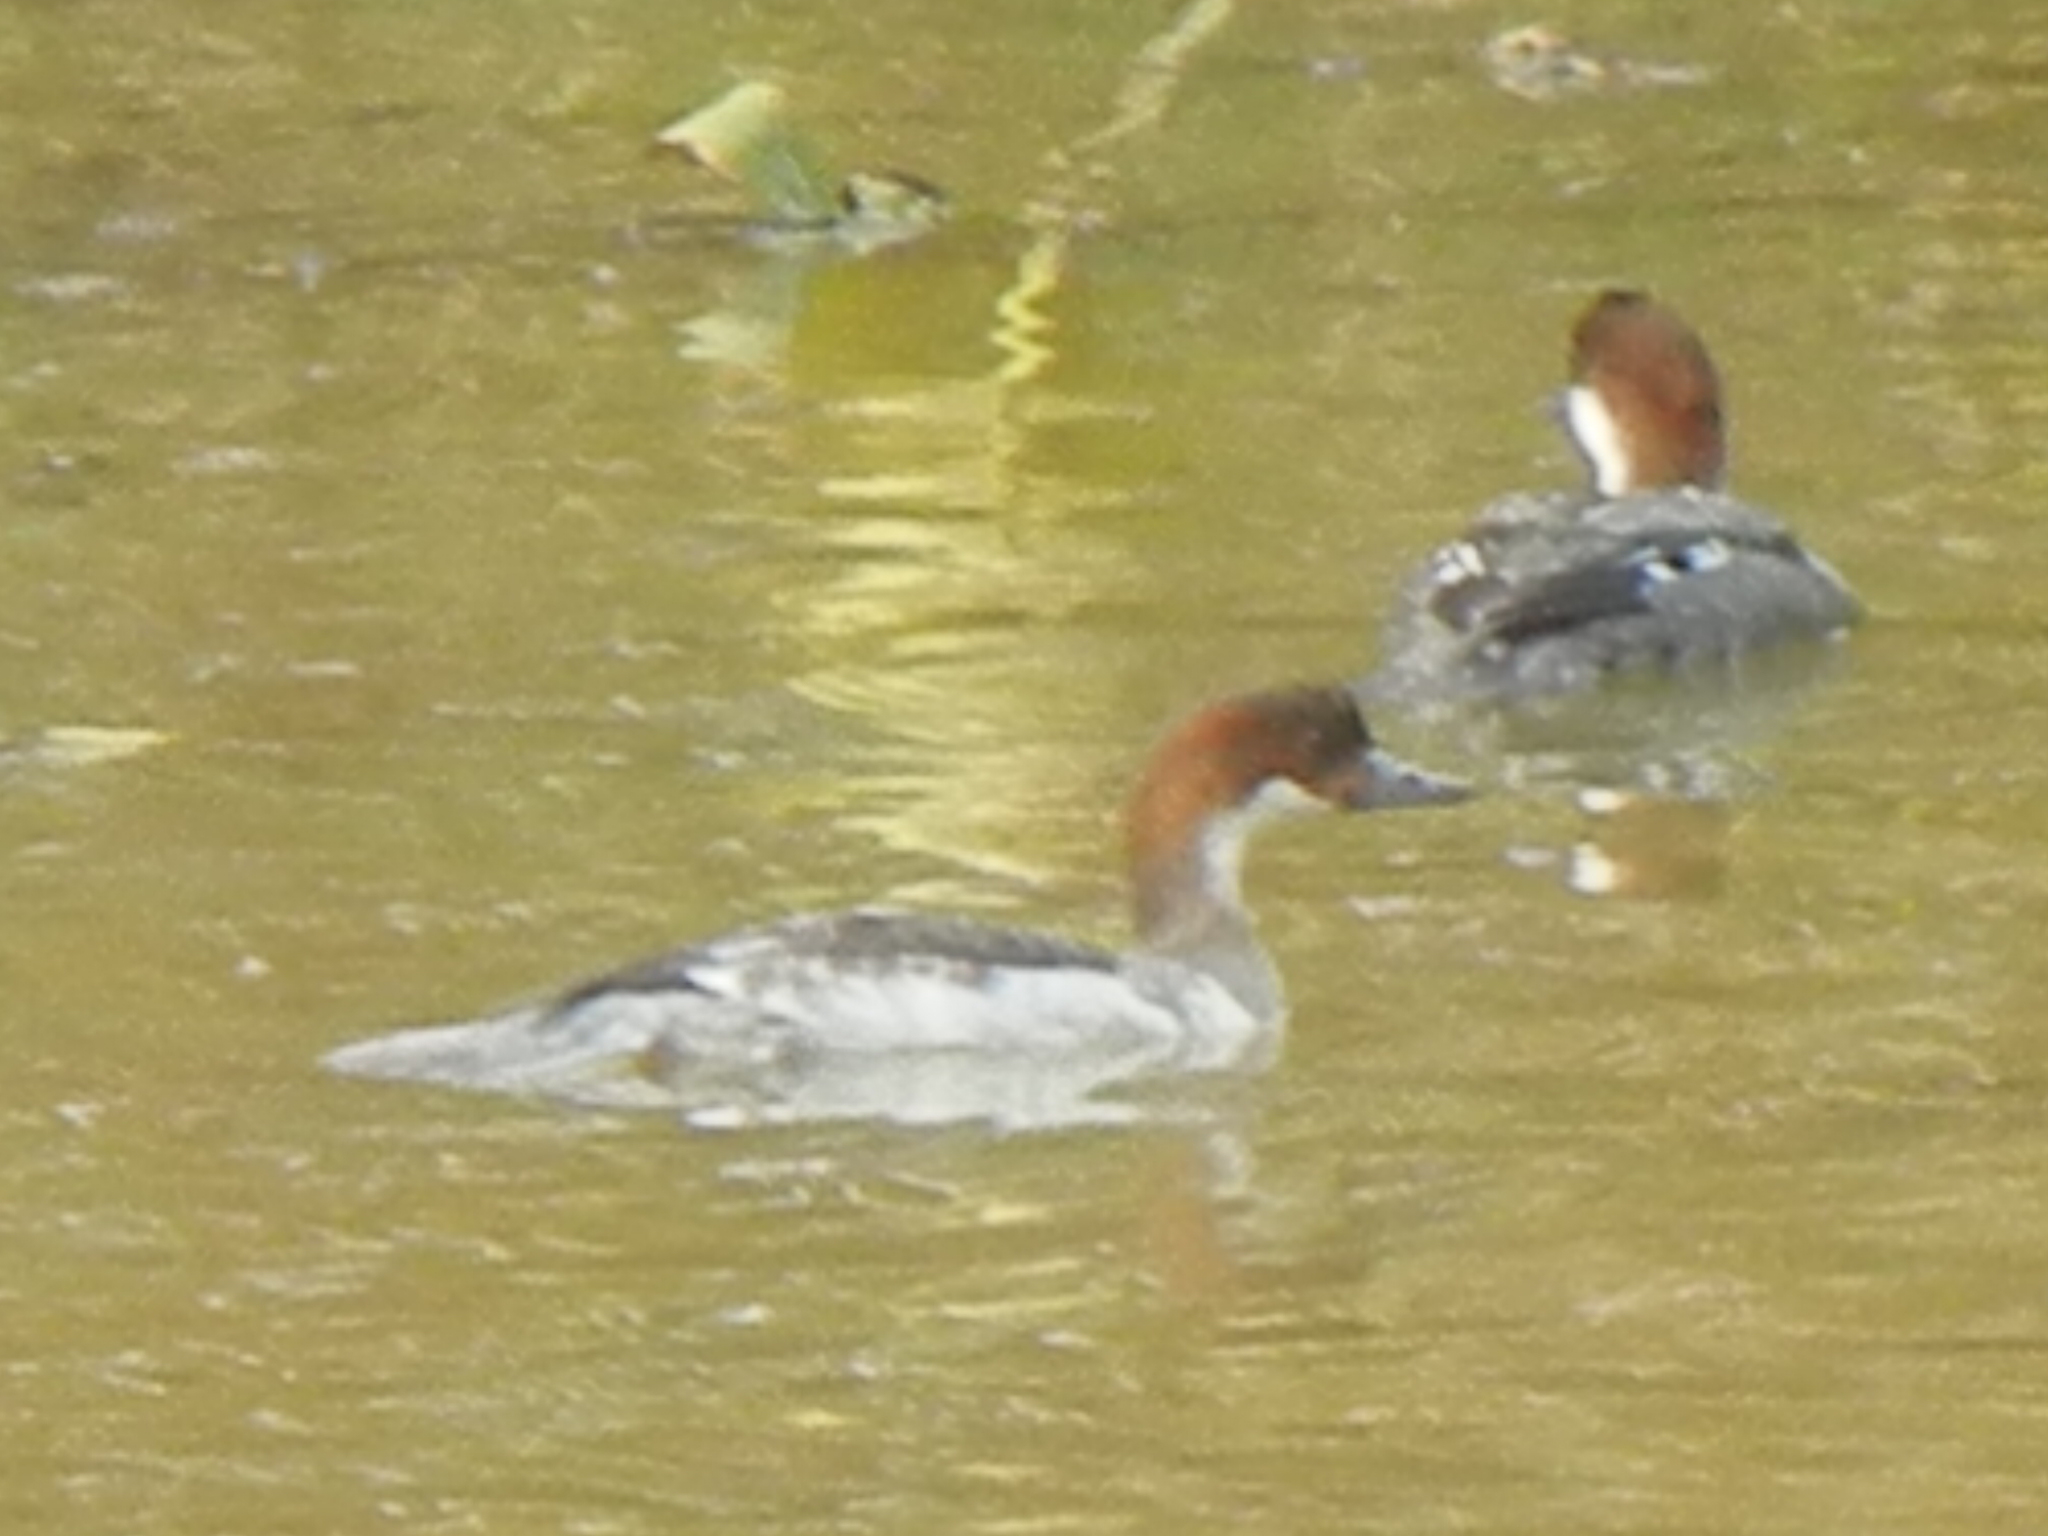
[1130,808,1284,1023]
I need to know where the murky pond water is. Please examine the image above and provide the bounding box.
[7,1,2048,1530]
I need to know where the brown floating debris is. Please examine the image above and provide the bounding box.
[1481,25,1714,103]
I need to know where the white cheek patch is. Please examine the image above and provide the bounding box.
[1566,384,1630,497]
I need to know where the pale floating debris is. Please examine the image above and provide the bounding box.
[1565,840,1626,896]
[1345,894,1424,922]
[1501,842,1559,872]
[95,210,182,244]
[176,445,278,477]
[3,725,170,769]
[15,273,131,304]
[1481,25,1714,102]
[1482,25,1602,99]
[284,658,362,680]
[1036,1329,1097,1352]
[54,1100,104,1131]
[1566,793,1730,900]
[1305,55,1368,83]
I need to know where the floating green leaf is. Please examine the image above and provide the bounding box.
[653,82,839,223]
[655,82,949,251]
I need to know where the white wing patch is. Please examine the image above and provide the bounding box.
[1430,539,1491,586]
[1637,536,1733,586]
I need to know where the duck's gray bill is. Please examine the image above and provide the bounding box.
[1356,747,1473,809]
